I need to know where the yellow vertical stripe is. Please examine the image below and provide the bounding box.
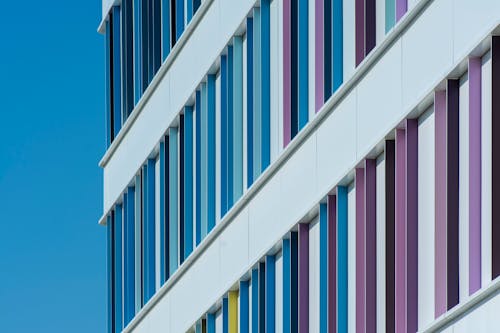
[229,290,239,333]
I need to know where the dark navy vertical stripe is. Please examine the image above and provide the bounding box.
[290,231,298,333]
[261,0,271,171]
[125,187,136,324]
[240,280,250,333]
[298,0,308,131]
[266,255,275,333]
[152,0,162,73]
[184,106,194,258]
[134,0,143,103]
[252,268,259,333]
[180,116,185,264]
[105,20,112,147]
[223,297,229,333]
[259,262,266,333]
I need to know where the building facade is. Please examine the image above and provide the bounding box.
[98,0,500,332]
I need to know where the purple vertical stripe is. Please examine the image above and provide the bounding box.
[469,57,482,295]
[395,128,406,333]
[315,0,324,112]
[283,0,291,147]
[396,0,407,22]
[355,0,365,66]
[365,160,377,333]
[355,168,366,333]
[299,223,309,333]
[365,0,376,55]
[492,37,500,279]
[434,90,447,318]
[328,195,337,333]
[385,140,396,333]
[406,119,418,333]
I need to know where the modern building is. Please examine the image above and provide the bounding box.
[98,0,500,332]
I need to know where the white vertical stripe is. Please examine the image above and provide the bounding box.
[343,0,356,81]
[347,182,357,333]
[418,107,435,329]
[275,251,283,333]
[376,154,386,333]
[216,308,223,333]
[155,157,161,291]
[481,50,492,287]
[309,218,320,333]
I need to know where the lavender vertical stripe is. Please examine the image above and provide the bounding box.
[283,0,291,146]
[396,0,407,22]
[492,37,500,279]
[328,195,337,333]
[434,90,447,318]
[469,57,482,295]
[406,119,418,333]
[355,0,365,66]
[355,168,366,333]
[315,0,324,112]
[447,80,460,311]
[395,128,406,333]
[365,160,376,333]
[299,223,309,333]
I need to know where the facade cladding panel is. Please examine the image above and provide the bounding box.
[99,0,500,332]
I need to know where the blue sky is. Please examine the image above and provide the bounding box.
[0,0,106,331]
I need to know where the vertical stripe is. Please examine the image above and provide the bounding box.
[159,141,167,284]
[179,116,185,263]
[332,0,343,92]
[135,0,143,102]
[240,280,250,333]
[253,8,262,181]
[385,140,396,333]
[385,0,395,33]
[290,0,298,139]
[169,128,179,276]
[134,174,142,312]
[337,187,348,333]
[395,0,407,22]
[247,17,255,186]
[395,129,406,331]
[184,106,194,258]
[107,215,115,333]
[324,0,332,100]
[115,205,123,331]
[146,159,156,301]
[221,55,228,215]
[208,313,216,333]
[469,57,482,294]
[252,268,259,333]
[283,239,291,333]
[125,187,136,324]
[207,74,217,232]
[176,0,184,40]
[170,0,177,46]
[365,0,376,55]
[152,0,162,74]
[319,203,328,333]
[187,0,193,22]
[195,91,201,245]
[365,160,377,333]
[259,262,267,333]
[266,255,276,333]
[315,0,324,112]
[327,196,337,333]
[229,290,239,333]
[355,168,366,333]
[147,0,154,82]
[283,0,292,147]
[355,0,365,66]
[223,297,229,333]
[298,0,309,131]
[299,224,309,333]
[201,83,208,239]
[491,36,500,279]
[261,0,271,170]
[228,46,234,208]
[447,80,460,311]
[105,20,113,146]
[142,0,150,87]
[233,36,244,201]
[164,138,171,280]
[122,0,134,119]
[291,231,299,333]
[162,0,171,60]
[193,0,201,13]
[434,91,447,317]
[112,6,122,137]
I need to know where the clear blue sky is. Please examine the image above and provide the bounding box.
[0,0,106,331]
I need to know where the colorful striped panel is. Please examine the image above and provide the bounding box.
[162,0,171,60]
[184,106,194,259]
[207,74,217,232]
[114,205,123,331]
[283,0,291,147]
[251,268,259,333]
[283,238,291,333]
[145,158,156,302]
[169,128,179,276]
[233,36,244,201]
[315,0,324,112]
[247,17,255,186]
[229,291,239,333]
[297,0,308,132]
[253,8,262,180]
[319,203,328,333]
[492,36,500,279]
[266,255,276,333]
[196,89,201,245]
[221,54,228,215]
[395,128,406,330]
[365,160,377,333]
[328,195,337,333]
[107,215,114,333]
[112,6,122,138]
[159,141,167,284]
[299,224,309,333]
[385,140,396,333]
[355,168,366,333]
[261,0,271,170]
[332,0,343,92]
[337,187,348,333]
[124,187,136,324]
[240,280,250,333]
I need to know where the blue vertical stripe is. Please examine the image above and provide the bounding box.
[252,8,261,181]
[152,0,162,74]
[193,0,201,13]
[233,36,244,202]
[134,0,142,103]
[337,186,348,333]
[207,74,216,232]
[105,20,112,147]
[187,0,193,22]
[195,90,202,245]
[291,232,298,333]
[176,0,185,40]
[122,193,128,322]
[207,313,216,333]
[221,55,228,216]
[142,166,147,306]
[228,46,234,208]
[240,280,250,333]
[179,118,185,264]
[283,239,290,333]
[145,159,156,302]
[147,0,154,82]
[107,215,115,333]
[162,0,171,60]
[223,297,229,333]
[246,17,254,188]
[261,0,271,171]
[332,0,343,92]
[266,255,275,333]
[319,203,328,333]
[141,0,149,89]
[112,6,122,138]
[123,0,135,119]
[114,205,123,331]
[251,268,259,333]
[169,128,179,276]
[184,106,194,258]
[298,0,308,131]
[200,83,207,239]
[159,141,166,284]
[124,187,136,325]
[259,262,266,333]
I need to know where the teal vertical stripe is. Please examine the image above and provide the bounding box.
[114,204,123,331]
[332,0,343,92]
[240,280,250,333]
[195,90,201,245]
[252,8,262,181]
[283,238,290,333]
[187,0,193,22]
[319,203,328,333]
[385,0,395,33]
[298,0,308,131]
[207,75,216,232]
[200,83,208,239]
[207,313,216,333]
[337,186,348,333]
[251,268,259,333]
[266,255,276,333]
[184,106,194,258]
[162,0,171,60]
[261,0,271,171]
[169,128,179,276]
[159,141,166,284]
[228,46,234,208]
[233,36,244,201]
